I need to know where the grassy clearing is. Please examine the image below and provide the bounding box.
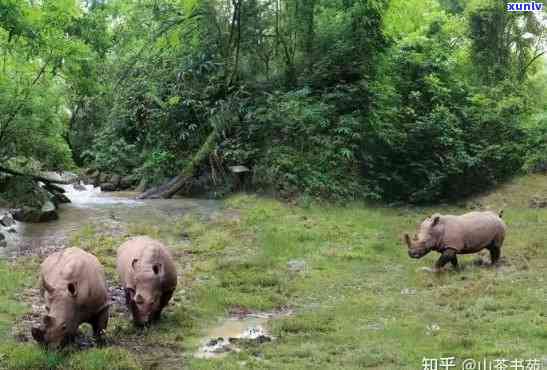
[0,174,546,369]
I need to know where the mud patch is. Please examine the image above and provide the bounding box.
[195,309,292,359]
[113,337,184,369]
[105,283,186,369]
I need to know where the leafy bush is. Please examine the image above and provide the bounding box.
[140,149,181,185]
[361,22,527,202]
[235,90,365,200]
[523,116,547,173]
[85,125,139,175]
[58,0,544,203]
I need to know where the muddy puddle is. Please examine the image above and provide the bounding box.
[195,310,292,359]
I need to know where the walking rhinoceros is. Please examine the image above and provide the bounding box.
[404,210,506,271]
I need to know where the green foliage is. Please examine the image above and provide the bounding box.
[0,0,94,170]
[86,126,139,175]
[0,176,48,208]
[246,90,365,199]
[364,19,528,202]
[1,0,544,202]
[140,150,180,185]
[523,117,547,173]
[72,0,543,202]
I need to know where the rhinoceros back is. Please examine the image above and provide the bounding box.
[453,211,506,253]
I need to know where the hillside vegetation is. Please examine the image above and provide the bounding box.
[1,0,546,202]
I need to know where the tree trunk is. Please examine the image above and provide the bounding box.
[137,128,218,199]
[0,166,73,185]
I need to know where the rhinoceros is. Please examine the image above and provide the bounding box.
[31,247,109,347]
[116,236,177,326]
[404,210,506,271]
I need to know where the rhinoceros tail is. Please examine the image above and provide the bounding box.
[498,209,504,219]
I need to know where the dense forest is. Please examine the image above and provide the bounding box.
[1,0,546,202]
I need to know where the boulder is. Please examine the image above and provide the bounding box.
[0,213,15,227]
[12,207,41,223]
[92,174,101,187]
[12,201,58,223]
[100,183,116,192]
[83,168,97,176]
[52,192,71,205]
[39,201,58,222]
[83,170,101,186]
[99,173,110,184]
[72,182,86,191]
[63,171,79,183]
[110,174,121,188]
[119,176,133,190]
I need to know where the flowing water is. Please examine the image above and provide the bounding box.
[1,183,220,259]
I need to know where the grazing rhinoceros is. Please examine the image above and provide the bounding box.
[404,210,506,271]
[32,247,109,347]
[116,236,177,326]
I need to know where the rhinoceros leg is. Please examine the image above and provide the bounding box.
[487,242,501,265]
[90,305,109,344]
[123,288,141,324]
[434,249,458,271]
[152,289,175,322]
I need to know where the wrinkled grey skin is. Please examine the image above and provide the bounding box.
[116,236,177,326]
[404,210,506,271]
[31,247,109,348]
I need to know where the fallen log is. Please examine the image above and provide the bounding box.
[138,128,217,199]
[0,166,72,185]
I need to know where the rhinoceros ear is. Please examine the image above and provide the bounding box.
[152,263,162,275]
[131,259,139,270]
[431,215,441,226]
[67,282,78,297]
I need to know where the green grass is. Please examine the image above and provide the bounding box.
[1,174,546,369]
